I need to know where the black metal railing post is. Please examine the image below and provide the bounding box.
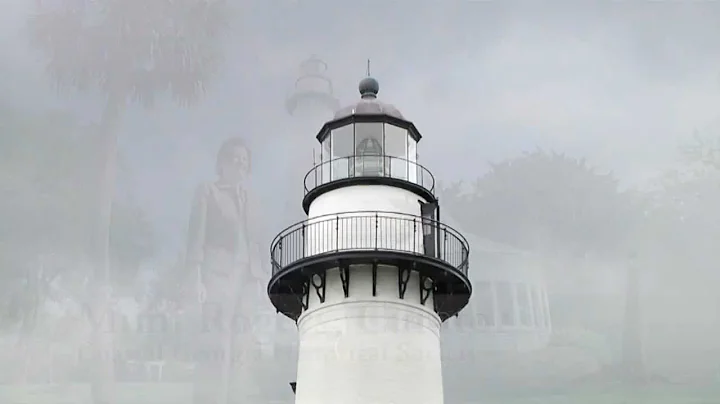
[413,218,417,252]
[301,223,306,259]
[278,238,283,267]
[374,212,379,249]
[335,215,340,252]
[443,231,448,261]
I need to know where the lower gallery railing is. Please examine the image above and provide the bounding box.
[270,211,469,276]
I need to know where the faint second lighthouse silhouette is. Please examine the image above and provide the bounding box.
[286,55,340,120]
[282,56,340,224]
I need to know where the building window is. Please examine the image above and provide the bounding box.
[475,281,495,327]
[496,281,514,327]
[542,289,551,329]
[516,283,532,326]
[533,287,544,327]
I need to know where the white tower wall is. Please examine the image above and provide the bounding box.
[293,185,444,404]
[304,186,430,257]
[308,185,428,218]
[295,264,443,404]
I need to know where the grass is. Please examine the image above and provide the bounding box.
[467,384,720,404]
[0,383,718,404]
[0,384,191,404]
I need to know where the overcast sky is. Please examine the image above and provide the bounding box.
[4,1,720,262]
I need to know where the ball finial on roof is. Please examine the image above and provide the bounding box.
[359,76,379,99]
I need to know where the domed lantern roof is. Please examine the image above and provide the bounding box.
[315,76,422,144]
[332,77,405,120]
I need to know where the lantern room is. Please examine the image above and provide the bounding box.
[303,77,433,213]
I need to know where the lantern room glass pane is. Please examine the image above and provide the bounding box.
[354,154,385,177]
[321,136,331,163]
[407,134,417,183]
[384,124,407,180]
[354,122,384,177]
[331,124,354,181]
[407,135,417,163]
[384,124,407,159]
[354,123,383,155]
[331,125,354,158]
[321,135,331,184]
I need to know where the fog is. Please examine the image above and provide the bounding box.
[2,1,720,403]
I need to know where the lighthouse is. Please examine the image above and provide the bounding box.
[268,76,472,404]
[285,55,340,119]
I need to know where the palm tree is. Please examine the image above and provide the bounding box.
[1,103,157,388]
[0,106,94,338]
[26,1,229,402]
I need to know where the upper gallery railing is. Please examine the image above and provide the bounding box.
[303,155,435,195]
[270,211,469,277]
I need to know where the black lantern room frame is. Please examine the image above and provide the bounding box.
[316,113,422,185]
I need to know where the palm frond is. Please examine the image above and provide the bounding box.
[27,0,230,104]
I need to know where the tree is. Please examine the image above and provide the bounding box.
[682,129,720,170]
[650,166,720,297]
[1,105,92,333]
[441,149,647,382]
[0,104,154,382]
[442,150,635,259]
[644,124,720,301]
[26,1,229,401]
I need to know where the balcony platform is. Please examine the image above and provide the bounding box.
[267,211,472,321]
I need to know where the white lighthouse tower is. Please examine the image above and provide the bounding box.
[268,76,472,404]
